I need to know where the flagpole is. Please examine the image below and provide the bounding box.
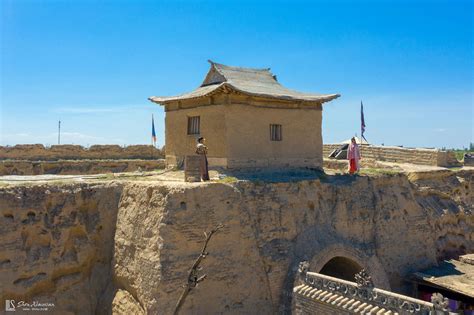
[58,120,61,145]
[360,101,367,144]
[151,114,154,160]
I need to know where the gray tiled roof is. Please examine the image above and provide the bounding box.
[149,60,340,104]
[294,271,435,315]
[294,284,397,314]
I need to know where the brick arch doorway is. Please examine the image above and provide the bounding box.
[309,244,391,290]
[318,256,363,282]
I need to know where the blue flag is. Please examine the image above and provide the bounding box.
[361,101,367,142]
[152,114,157,144]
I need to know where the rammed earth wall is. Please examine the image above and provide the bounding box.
[0,144,163,161]
[323,144,460,167]
[0,159,165,176]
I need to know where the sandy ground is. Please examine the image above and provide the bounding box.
[0,163,471,186]
[0,170,219,185]
[375,161,451,172]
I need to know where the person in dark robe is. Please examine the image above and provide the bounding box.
[196,137,210,181]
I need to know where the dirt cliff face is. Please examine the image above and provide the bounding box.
[0,183,123,315]
[0,170,472,314]
[112,170,473,314]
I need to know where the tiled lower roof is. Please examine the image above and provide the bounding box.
[295,270,440,314]
[294,284,398,315]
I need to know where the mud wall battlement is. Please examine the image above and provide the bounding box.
[323,144,460,167]
[0,170,472,314]
[0,144,164,161]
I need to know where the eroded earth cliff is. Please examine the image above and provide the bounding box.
[0,169,472,314]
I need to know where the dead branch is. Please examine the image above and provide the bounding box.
[173,223,224,315]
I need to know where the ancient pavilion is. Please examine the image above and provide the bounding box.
[149,60,340,169]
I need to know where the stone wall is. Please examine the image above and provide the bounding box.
[1,169,472,314]
[323,144,460,167]
[0,144,164,161]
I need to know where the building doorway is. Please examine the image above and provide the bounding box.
[319,256,363,282]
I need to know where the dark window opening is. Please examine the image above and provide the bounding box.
[187,116,200,135]
[270,124,282,141]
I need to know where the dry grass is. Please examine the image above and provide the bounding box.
[216,176,239,183]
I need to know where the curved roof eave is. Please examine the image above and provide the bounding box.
[148,82,340,105]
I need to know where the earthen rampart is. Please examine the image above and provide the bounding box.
[323,144,460,167]
[0,159,165,175]
[0,144,163,161]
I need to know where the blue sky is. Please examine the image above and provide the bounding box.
[1,0,472,149]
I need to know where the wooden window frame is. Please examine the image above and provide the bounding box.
[270,124,282,141]
[187,116,200,135]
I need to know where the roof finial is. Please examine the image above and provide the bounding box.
[207,59,215,65]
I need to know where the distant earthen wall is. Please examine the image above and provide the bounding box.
[0,144,164,161]
[323,144,460,167]
[0,159,165,176]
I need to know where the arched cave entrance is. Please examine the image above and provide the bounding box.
[318,256,363,282]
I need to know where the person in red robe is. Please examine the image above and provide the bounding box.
[347,137,361,174]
